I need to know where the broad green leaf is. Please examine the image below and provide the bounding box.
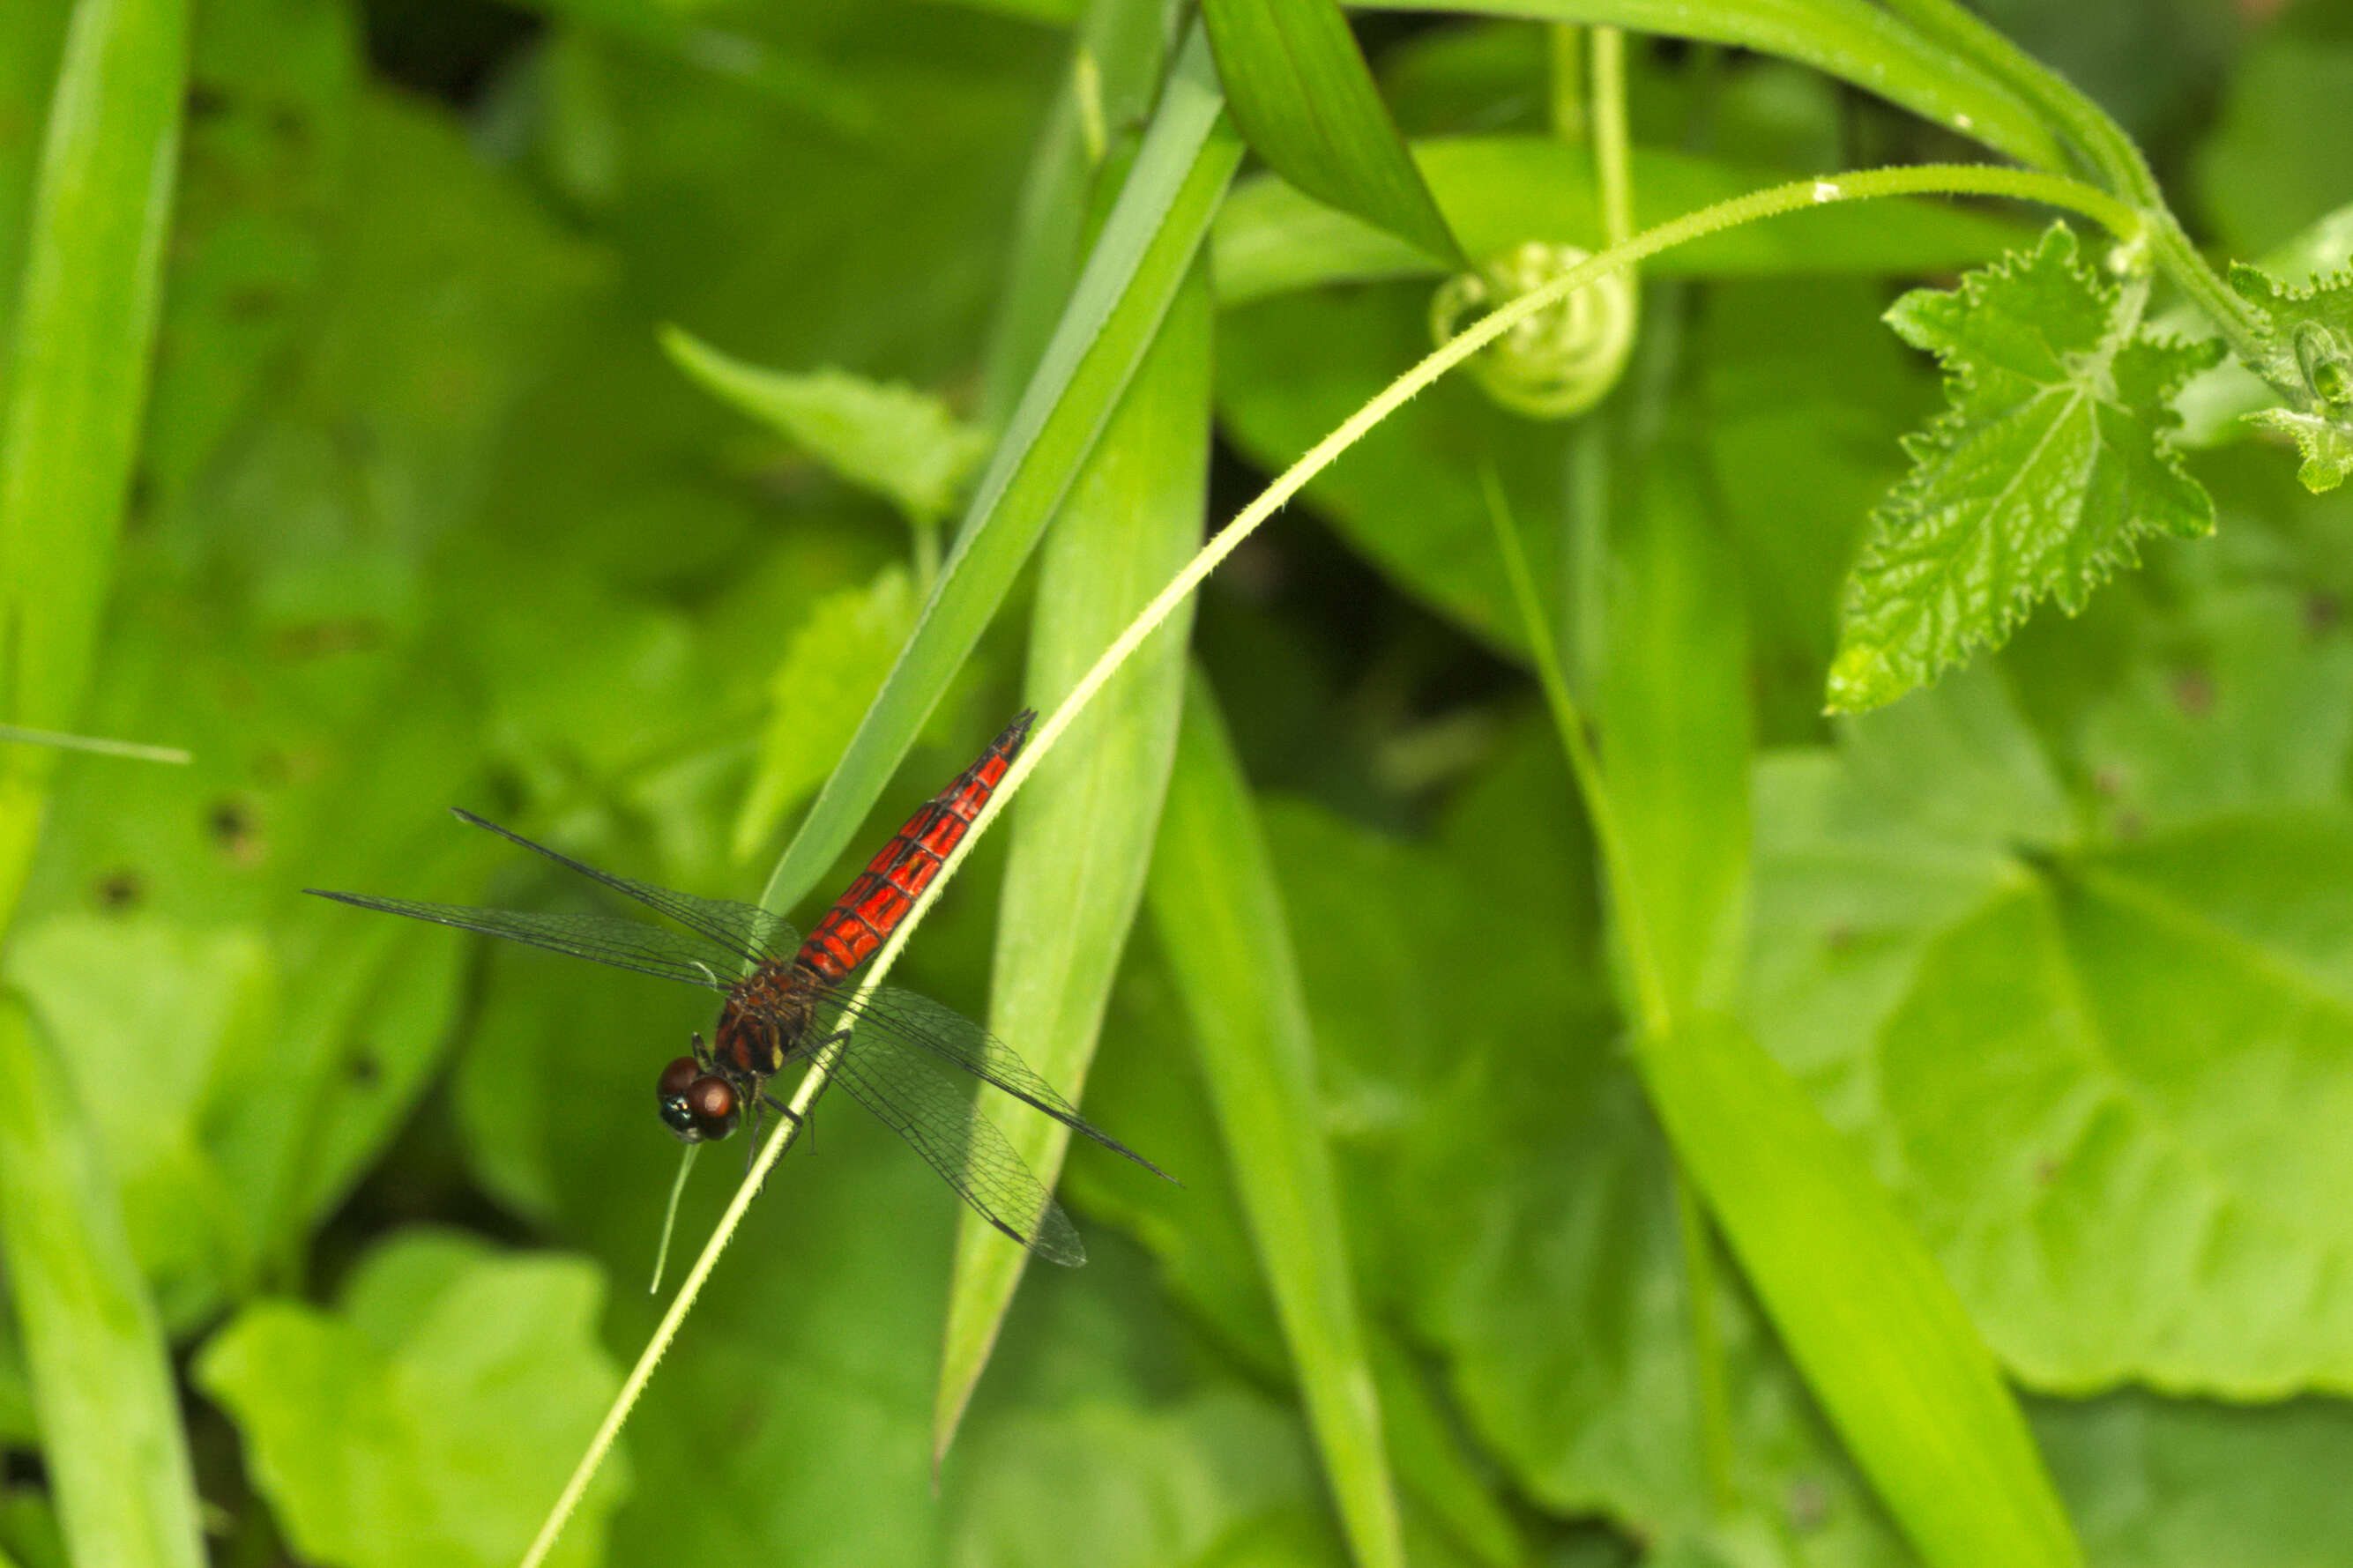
[3,917,273,1328]
[2074,573,2353,837]
[1388,0,2064,171]
[1150,674,1406,1568]
[1213,137,2031,304]
[142,0,357,518]
[949,1391,1343,1568]
[1638,1012,2082,1568]
[757,28,1241,917]
[2038,1390,2353,1566]
[1750,606,2353,1394]
[660,332,990,527]
[1200,0,1461,265]
[2225,261,2353,492]
[732,566,919,861]
[0,0,192,920]
[934,263,1210,1455]
[1856,816,2353,1393]
[197,1231,629,1568]
[1828,224,2221,714]
[0,1000,205,1568]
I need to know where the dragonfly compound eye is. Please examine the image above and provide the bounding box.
[657,1056,738,1141]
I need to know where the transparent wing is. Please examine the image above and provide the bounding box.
[304,891,742,992]
[819,1024,1087,1267]
[816,985,1174,1182]
[449,809,796,962]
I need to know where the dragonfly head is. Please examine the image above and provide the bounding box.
[657,1054,740,1142]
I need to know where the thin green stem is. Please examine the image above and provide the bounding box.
[0,724,189,764]
[1546,25,1583,142]
[647,1143,699,1296]
[1876,0,2264,360]
[1588,26,1632,250]
[519,160,2158,1566]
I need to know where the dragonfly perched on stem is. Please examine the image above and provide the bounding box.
[309,710,1170,1266]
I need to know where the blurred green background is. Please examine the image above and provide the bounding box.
[4,0,2353,1564]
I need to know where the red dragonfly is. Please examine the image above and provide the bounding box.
[309,711,1167,1266]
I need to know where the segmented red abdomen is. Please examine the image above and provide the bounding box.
[794,710,1037,982]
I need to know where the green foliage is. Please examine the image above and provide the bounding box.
[659,331,991,529]
[5,1,2353,1566]
[1828,225,2222,713]
[1201,0,1462,265]
[732,566,918,860]
[197,1233,630,1568]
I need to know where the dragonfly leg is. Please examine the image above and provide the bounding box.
[762,1091,810,1155]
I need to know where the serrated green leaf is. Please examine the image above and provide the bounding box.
[2226,261,2353,492]
[196,1232,629,1568]
[731,565,918,861]
[1201,0,1461,266]
[660,330,990,527]
[1828,225,2221,714]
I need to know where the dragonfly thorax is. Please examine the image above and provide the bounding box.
[713,959,820,1081]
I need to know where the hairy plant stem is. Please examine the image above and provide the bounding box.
[1880,0,2266,360]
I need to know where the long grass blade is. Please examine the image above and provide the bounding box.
[933,260,1212,1464]
[756,27,1240,918]
[1148,674,1406,1568]
[0,1000,205,1568]
[1202,0,1463,264]
[0,0,191,921]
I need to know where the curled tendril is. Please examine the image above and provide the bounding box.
[1429,241,1638,420]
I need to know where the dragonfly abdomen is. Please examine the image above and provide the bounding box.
[794,710,1036,982]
